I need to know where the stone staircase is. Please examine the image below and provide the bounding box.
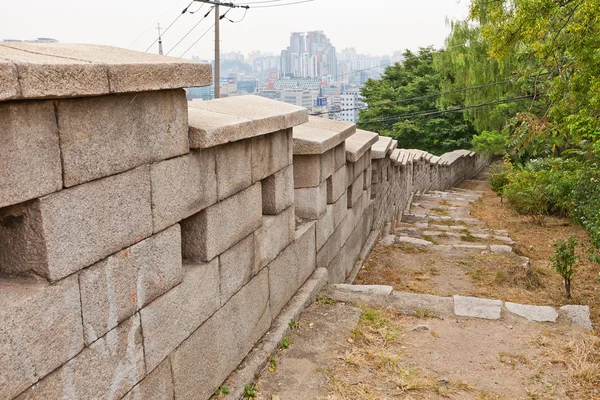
[381,188,530,270]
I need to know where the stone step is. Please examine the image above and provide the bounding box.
[394,229,517,248]
[402,213,485,226]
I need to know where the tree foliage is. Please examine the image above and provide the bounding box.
[358,48,477,155]
[471,0,600,157]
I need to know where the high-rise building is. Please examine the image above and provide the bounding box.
[338,88,365,123]
[280,31,338,79]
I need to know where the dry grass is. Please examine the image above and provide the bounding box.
[318,306,476,399]
[527,328,600,398]
[459,178,600,326]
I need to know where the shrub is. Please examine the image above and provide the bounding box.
[503,169,550,225]
[570,165,600,257]
[472,130,507,157]
[488,161,512,200]
[549,235,579,298]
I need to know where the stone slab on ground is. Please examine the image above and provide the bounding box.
[505,302,558,323]
[454,295,502,320]
[396,236,433,247]
[392,291,455,316]
[560,305,593,331]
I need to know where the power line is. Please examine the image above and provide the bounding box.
[129,0,190,48]
[247,0,314,7]
[166,6,213,56]
[313,77,520,116]
[180,23,216,58]
[145,1,196,53]
[358,95,538,125]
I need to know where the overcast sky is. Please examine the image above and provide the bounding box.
[1,0,471,60]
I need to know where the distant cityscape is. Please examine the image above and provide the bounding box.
[1,33,403,124]
[187,30,405,123]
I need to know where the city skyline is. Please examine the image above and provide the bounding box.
[2,0,471,60]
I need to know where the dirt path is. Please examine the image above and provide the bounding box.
[252,175,599,400]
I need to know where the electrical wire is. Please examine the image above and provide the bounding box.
[312,78,522,116]
[144,1,196,52]
[166,6,214,56]
[180,23,216,58]
[223,8,248,23]
[246,0,314,8]
[358,95,539,125]
[129,0,190,48]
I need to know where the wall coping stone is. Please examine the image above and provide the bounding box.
[390,149,402,166]
[293,116,355,155]
[188,95,307,148]
[371,136,393,160]
[345,129,379,163]
[0,43,212,101]
[390,140,398,154]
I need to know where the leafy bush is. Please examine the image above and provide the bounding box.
[472,130,507,157]
[549,235,579,298]
[503,169,550,225]
[487,161,512,200]
[570,165,600,257]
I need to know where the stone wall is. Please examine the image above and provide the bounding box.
[0,44,486,400]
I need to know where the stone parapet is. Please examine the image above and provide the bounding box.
[0,44,487,400]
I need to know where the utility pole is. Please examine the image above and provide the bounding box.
[156,23,164,55]
[214,2,220,98]
[193,0,249,99]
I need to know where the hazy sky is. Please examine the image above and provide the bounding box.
[1,0,471,60]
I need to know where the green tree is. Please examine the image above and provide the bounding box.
[470,0,600,158]
[358,47,477,155]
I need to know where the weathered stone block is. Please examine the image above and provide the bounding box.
[268,222,316,318]
[80,225,183,345]
[0,166,153,281]
[292,117,354,155]
[16,314,145,400]
[170,269,271,400]
[262,165,294,215]
[333,191,348,228]
[58,89,189,187]
[122,359,173,400]
[333,142,346,170]
[215,139,252,201]
[0,101,62,208]
[316,225,342,270]
[294,180,327,220]
[140,259,220,372]
[150,148,217,233]
[220,234,255,305]
[347,172,364,208]
[251,129,291,182]
[292,151,333,189]
[0,276,83,400]
[316,205,335,250]
[254,207,295,273]
[454,295,502,320]
[327,166,346,204]
[181,183,262,262]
